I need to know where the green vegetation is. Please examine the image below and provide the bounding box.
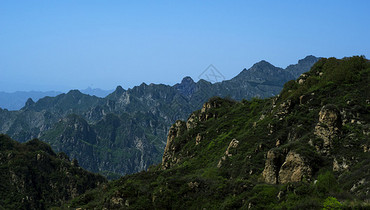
[0,134,106,209]
[323,197,343,210]
[65,56,370,209]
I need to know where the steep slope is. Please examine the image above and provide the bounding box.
[67,56,369,209]
[42,113,164,177]
[0,56,319,176]
[0,134,106,209]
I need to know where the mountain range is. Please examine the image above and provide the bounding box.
[0,55,319,177]
[66,56,370,209]
[1,56,369,209]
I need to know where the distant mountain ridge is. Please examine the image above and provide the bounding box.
[80,87,114,98]
[0,55,319,176]
[0,88,113,111]
[0,91,62,111]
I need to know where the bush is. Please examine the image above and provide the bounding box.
[316,171,340,195]
[323,197,342,210]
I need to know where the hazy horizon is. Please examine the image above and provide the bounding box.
[1,1,369,92]
[0,54,315,93]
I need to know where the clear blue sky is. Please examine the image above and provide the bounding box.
[1,1,369,92]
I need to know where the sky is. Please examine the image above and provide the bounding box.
[1,0,369,92]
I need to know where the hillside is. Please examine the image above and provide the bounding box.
[66,56,370,209]
[0,134,106,209]
[0,56,319,176]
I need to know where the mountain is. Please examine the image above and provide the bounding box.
[0,56,319,177]
[80,87,114,98]
[0,134,106,209]
[0,88,112,111]
[0,90,61,110]
[67,56,370,209]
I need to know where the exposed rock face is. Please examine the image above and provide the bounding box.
[200,100,222,121]
[278,99,293,115]
[162,120,187,169]
[262,150,285,184]
[186,113,198,130]
[195,133,202,145]
[262,150,312,184]
[186,99,223,129]
[217,139,239,168]
[278,151,312,184]
[333,157,349,172]
[163,99,229,169]
[314,105,342,153]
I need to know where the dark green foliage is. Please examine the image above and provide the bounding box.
[0,134,106,209]
[316,171,340,195]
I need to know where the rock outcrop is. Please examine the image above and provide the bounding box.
[217,139,239,168]
[262,150,285,184]
[262,150,312,184]
[186,99,224,129]
[278,151,312,183]
[162,120,187,169]
[200,100,222,121]
[314,104,342,153]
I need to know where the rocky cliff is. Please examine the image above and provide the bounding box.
[65,56,369,209]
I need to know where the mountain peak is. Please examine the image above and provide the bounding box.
[286,55,320,78]
[181,76,195,85]
[298,55,319,64]
[115,85,125,93]
[252,60,276,69]
[67,89,82,95]
[25,98,35,107]
[174,76,196,97]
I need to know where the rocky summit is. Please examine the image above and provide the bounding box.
[65,56,369,209]
[0,56,319,177]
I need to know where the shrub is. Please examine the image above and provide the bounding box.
[323,197,342,210]
[316,171,340,195]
